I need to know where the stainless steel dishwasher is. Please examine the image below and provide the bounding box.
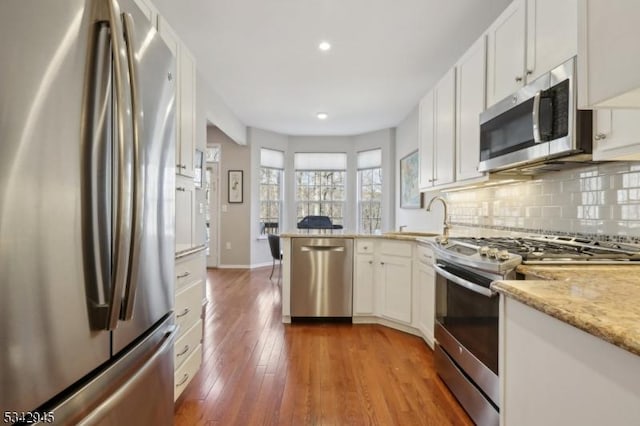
[290,237,353,318]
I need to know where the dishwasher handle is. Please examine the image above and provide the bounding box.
[300,245,345,252]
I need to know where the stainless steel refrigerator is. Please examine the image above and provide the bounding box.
[0,0,177,424]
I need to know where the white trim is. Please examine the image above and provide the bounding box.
[251,261,274,269]
[217,264,251,269]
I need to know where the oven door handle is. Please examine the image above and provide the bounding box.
[532,90,542,143]
[434,263,496,298]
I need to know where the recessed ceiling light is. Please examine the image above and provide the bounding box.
[316,112,328,120]
[318,41,331,51]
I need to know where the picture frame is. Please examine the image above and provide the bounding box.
[228,170,243,203]
[400,150,422,209]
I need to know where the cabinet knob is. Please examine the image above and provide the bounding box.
[526,69,533,75]
[594,133,607,141]
[368,260,373,265]
[380,261,385,266]
[363,246,368,250]
[176,187,186,192]
[515,76,523,82]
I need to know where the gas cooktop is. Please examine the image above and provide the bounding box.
[448,236,640,264]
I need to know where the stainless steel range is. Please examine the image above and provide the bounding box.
[430,235,640,425]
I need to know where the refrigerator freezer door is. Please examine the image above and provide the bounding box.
[50,315,176,425]
[0,0,112,414]
[112,0,176,354]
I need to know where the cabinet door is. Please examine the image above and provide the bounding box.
[456,37,486,182]
[578,0,640,108]
[592,109,640,161]
[354,254,375,315]
[178,47,196,178]
[526,0,577,83]
[380,255,412,324]
[175,178,194,250]
[434,68,456,186]
[417,263,435,348]
[419,91,435,190]
[486,0,526,107]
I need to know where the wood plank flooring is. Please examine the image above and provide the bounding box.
[174,267,472,425]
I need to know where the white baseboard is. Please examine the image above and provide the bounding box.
[216,262,278,270]
[251,261,275,269]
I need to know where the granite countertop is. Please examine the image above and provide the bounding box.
[279,231,439,241]
[492,264,640,356]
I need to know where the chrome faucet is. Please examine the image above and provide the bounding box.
[426,196,450,244]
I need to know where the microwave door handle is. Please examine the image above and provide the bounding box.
[532,91,542,143]
[434,264,496,298]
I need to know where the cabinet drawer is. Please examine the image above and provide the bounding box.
[175,252,205,291]
[174,344,202,401]
[356,240,375,254]
[175,281,202,338]
[380,240,413,257]
[417,244,434,265]
[174,319,202,370]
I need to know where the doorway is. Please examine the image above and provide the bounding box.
[205,145,220,267]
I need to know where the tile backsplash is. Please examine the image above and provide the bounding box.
[445,162,640,243]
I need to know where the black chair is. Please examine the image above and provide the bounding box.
[296,215,344,231]
[267,234,282,281]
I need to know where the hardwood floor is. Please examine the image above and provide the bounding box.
[174,267,472,425]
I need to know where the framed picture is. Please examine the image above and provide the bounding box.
[400,150,422,209]
[228,170,243,203]
[194,149,204,188]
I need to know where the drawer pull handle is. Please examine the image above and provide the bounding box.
[176,373,189,387]
[177,308,190,318]
[380,262,385,266]
[176,187,186,192]
[177,345,190,357]
[177,272,191,279]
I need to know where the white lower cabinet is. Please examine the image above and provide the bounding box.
[500,295,640,425]
[379,254,412,324]
[173,250,206,401]
[174,344,202,401]
[353,239,431,336]
[415,246,435,348]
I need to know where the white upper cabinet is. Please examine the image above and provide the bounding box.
[486,0,526,107]
[419,90,435,190]
[578,0,640,108]
[132,0,157,24]
[592,109,640,161]
[419,68,456,190]
[526,0,577,83]
[157,17,196,178]
[455,36,487,182]
[487,0,577,107]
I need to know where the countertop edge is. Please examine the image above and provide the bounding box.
[175,244,208,259]
[491,280,640,357]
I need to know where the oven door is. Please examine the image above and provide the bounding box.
[434,261,499,407]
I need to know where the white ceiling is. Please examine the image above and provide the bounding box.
[152,0,512,136]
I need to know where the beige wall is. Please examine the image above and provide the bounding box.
[208,127,252,266]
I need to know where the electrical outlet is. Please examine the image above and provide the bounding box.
[225,242,231,250]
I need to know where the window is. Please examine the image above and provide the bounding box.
[294,153,347,227]
[358,149,382,234]
[259,148,284,235]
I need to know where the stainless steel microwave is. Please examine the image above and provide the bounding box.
[478,57,592,173]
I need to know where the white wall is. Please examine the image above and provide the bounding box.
[197,71,246,145]
[394,106,446,233]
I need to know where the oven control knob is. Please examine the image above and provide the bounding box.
[479,246,490,256]
[487,247,499,258]
[498,250,511,261]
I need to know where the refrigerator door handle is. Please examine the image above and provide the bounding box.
[106,0,135,330]
[120,12,144,321]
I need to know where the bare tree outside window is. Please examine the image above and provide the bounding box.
[295,170,345,225]
[358,167,382,234]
